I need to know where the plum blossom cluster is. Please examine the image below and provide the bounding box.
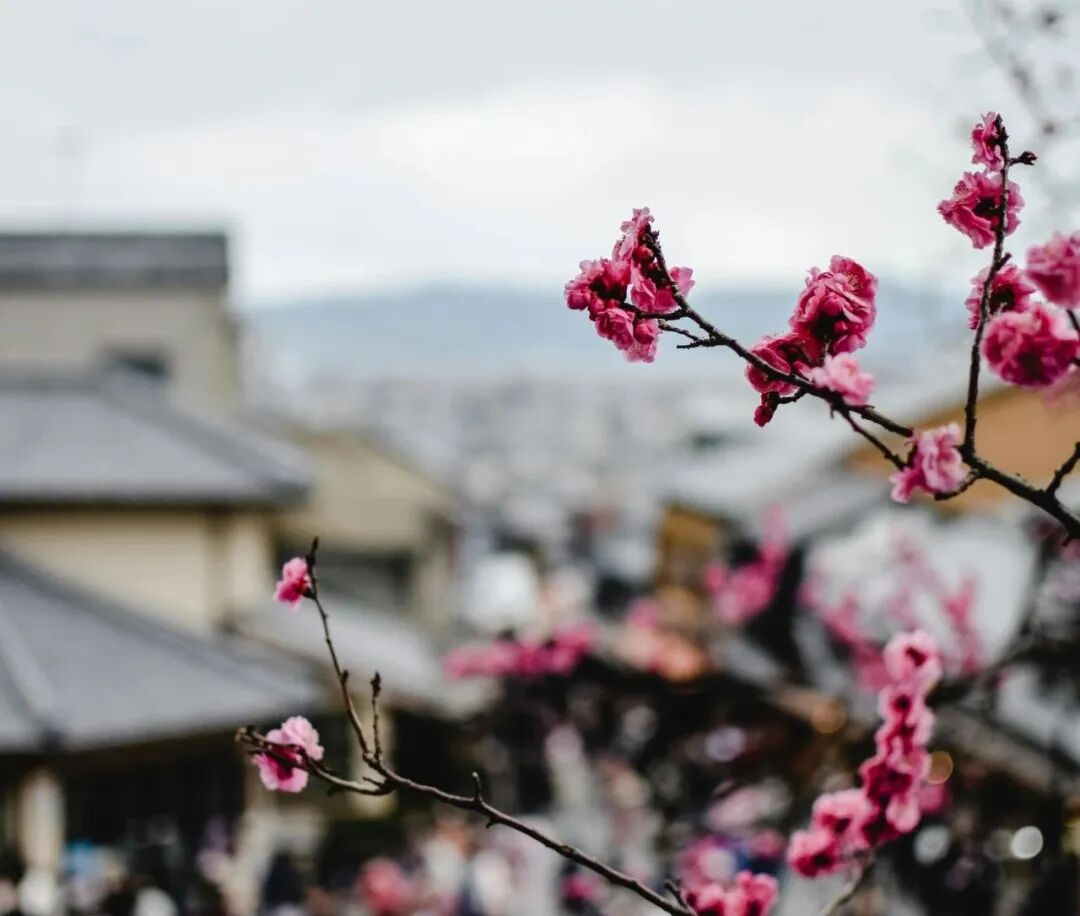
[704,509,789,625]
[942,112,1079,390]
[252,715,324,793]
[444,624,594,679]
[746,256,878,427]
[683,871,778,916]
[274,556,311,608]
[787,631,940,879]
[565,208,694,363]
[888,423,967,503]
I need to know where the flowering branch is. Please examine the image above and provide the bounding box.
[566,113,1080,540]
[240,542,696,916]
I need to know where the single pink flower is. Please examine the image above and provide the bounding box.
[745,331,820,396]
[883,630,943,693]
[964,264,1037,329]
[274,557,311,609]
[595,306,636,350]
[810,790,874,849]
[806,353,876,406]
[734,871,779,916]
[616,207,654,261]
[938,170,1023,249]
[971,112,1005,171]
[253,716,323,793]
[786,828,843,878]
[791,257,878,355]
[1026,231,1080,307]
[889,424,966,503]
[983,303,1080,388]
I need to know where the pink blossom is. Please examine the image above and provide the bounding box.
[790,257,878,355]
[810,790,874,850]
[983,302,1080,388]
[786,828,843,878]
[806,354,876,406]
[971,112,1005,171]
[938,170,1023,249]
[746,331,820,396]
[1026,232,1080,307]
[883,630,943,693]
[564,257,630,316]
[889,424,967,503]
[964,264,1037,329]
[684,872,778,916]
[595,306,636,351]
[616,207,654,261]
[357,859,413,916]
[561,873,602,904]
[274,557,311,609]
[253,716,324,793]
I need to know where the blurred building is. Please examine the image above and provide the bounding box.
[0,231,470,911]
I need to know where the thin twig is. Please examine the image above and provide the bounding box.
[820,856,875,916]
[1048,442,1080,496]
[963,116,1011,453]
[240,553,696,916]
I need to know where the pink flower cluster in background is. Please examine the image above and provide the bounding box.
[274,556,311,609]
[787,631,940,879]
[705,508,789,625]
[357,858,414,916]
[1026,232,1080,308]
[889,423,967,503]
[684,870,778,916]
[253,715,324,793]
[444,624,594,679]
[746,256,878,426]
[565,207,694,363]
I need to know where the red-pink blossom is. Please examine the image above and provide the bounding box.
[983,302,1080,388]
[253,716,324,793]
[806,354,876,406]
[889,424,967,503]
[964,264,1037,329]
[810,790,874,850]
[786,828,843,878]
[971,112,1005,171]
[745,332,820,397]
[684,871,778,916]
[1026,231,1080,307]
[274,557,311,609]
[595,306,636,351]
[882,629,943,693]
[938,170,1023,249]
[444,626,593,680]
[357,859,413,916]
[565,257,630,316]
[791,257,878,355]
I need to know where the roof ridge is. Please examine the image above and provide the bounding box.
[0,552,318,704]
[97,378,311,499]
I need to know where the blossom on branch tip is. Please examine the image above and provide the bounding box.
[275,557,311,609]
[684,871,778,916]
[938,171,1023,249]
[888,424,966,503]
[1025,231,1080,307]
[806,354,875,406]
[964,264,1037,329]
[982,303,1080,388]
[253,716,324,793]
[971,112,1005,171]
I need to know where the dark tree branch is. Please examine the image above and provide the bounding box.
[238,557,695,916]
[820,856,875,916]
[1048,442,1080,496]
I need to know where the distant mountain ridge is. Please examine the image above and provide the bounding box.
[243,280,955,379]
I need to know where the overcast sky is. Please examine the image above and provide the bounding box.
[0,1,1073,302]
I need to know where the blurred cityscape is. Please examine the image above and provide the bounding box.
[0,227,1072,916]
[0,2,1078,915]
